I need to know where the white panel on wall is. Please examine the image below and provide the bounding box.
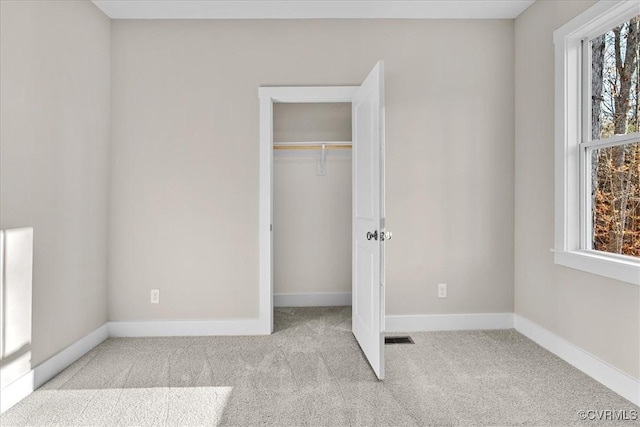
[0,228,33,390]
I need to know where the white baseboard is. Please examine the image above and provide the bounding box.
[514,314,639,406]
[33,324,109,389]
[108,318,264,337]
[0,370,34,414]
[385,312,514,332]
[274,292,351,307]
[0,324,108,414]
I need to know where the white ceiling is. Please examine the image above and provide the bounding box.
[91,0,536,20]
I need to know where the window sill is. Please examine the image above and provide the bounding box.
[553,250,640,285]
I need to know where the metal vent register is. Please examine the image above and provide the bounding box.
[384,336,415,345]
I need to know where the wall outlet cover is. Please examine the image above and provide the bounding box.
[438,283,447,298]
[150,289,160,304]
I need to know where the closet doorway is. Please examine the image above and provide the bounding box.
[259,61,387,379]
[272,102,352,309]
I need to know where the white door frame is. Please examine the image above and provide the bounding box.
[258,86,358,334]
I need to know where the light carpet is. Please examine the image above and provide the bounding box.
[1,307,637,426]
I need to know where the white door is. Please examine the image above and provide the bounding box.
[352,61,386,380]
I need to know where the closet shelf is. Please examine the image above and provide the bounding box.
[273,141,352,151]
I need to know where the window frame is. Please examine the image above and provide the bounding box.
[554,0,640,285]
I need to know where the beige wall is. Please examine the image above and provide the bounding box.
[515,0,640,379]
[0,1,111,366]
[109,19,515,320]
[273,103,352,296]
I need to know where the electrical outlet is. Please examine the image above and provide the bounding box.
[150,289,160,304]
[438,283,447,298]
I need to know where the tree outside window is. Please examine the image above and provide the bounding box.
[589,15,639,257]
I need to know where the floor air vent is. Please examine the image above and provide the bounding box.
[385,336,415,344]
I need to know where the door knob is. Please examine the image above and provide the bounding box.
[366,230,378,241]
[382,231,392,241]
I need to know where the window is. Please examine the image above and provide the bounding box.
[554,0,640,285]
[588,18,639,258]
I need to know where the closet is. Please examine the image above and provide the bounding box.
[272,103,353,307]
[259,62,387,379]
